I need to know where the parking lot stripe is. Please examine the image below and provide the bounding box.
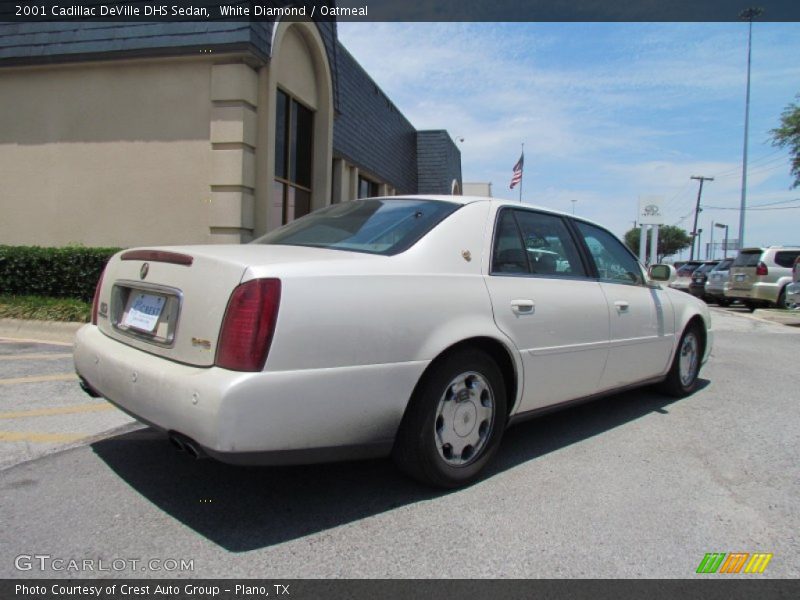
[0,338,74,347]
[0,403,113,420]
[0,353,73,361]
[0,373,77,385]
[0,431,86,443]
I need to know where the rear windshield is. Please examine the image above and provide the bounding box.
[252,199,460,256]
[733,250,763,267]
[695,263,718,275]
[711,258,734,271]
[677,263,701,276]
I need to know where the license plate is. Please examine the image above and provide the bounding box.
[123,293,166,332]
[736,274,746,282]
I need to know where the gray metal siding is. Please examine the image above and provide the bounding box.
[417,130,462,195]
[331,43,417,193]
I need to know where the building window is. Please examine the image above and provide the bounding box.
[358,175,379,199]
[275,89,314,224]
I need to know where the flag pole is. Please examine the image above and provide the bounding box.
[519,142,524,203]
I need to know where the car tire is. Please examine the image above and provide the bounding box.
[658,325,703,398]
[776,286,787,310]
[392,348,507,489]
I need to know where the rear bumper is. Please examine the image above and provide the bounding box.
[725,282,779,304]
[74,325,426,462]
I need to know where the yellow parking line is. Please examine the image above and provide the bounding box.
[0,431,86,443]
[0,403,113,419]
[0,373,77,385]
[0,353,73,361]
[0,338,74,347]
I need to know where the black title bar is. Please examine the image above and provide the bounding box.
[2,0,800,22]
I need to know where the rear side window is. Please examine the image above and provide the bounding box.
[491,209,586,277]
[733,251,762,267]
[774,251,800,268]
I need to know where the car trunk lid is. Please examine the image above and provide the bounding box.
[729,249,763,291]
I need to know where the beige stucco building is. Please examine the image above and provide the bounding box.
[0,20,462,248]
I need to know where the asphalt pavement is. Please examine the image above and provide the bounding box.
[0,308,798,578]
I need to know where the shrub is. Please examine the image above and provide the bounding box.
[0,245,121,302]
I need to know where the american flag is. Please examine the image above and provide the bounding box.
[509,152,524,189]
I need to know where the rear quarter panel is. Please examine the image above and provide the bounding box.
[247,202,521,373]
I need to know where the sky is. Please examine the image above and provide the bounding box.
[337,22,800,256]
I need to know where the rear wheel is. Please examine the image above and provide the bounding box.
[659,325,703,398]
[392,348,507,488]
[776,287,788,310]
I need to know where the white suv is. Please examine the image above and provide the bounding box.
[726,246,800,310]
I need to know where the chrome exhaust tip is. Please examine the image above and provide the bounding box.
[169,434,186,453]
[184,441,201,460]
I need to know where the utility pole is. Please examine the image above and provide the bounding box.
[738,7,763,250]
[689,176,713,260]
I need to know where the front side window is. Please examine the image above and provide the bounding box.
[253,198,459,256]
[274,89,313,225]
[491,209,586,277]
[576,221,644,285]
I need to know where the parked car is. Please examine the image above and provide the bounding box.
[725,246,800,310]
[688,261,720,301]
[669,261,704,292]
[786,256,800,310]
[704,258,735,306]
[74,196,712,488]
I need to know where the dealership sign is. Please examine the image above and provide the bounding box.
[638,196,665,225]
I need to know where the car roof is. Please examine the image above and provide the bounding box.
[393,195,608,230]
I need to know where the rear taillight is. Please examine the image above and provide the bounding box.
[794,258,800,280]
[215,279,281,372]
[756,262,768,277]
[90,268,107,325]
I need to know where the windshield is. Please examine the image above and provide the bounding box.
[252,199,460,255]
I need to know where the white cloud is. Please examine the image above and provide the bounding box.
[337,22,800,241]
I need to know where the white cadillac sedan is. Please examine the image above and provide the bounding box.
[74,196,712,488]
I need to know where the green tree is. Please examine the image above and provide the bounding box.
[624,225,692,262]
[770,95,800,188]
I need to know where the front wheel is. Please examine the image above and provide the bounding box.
[659,325,703,398]
[392,348,507,488]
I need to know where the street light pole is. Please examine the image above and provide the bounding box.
[715,222,729,259]
[709,221,715,260]
[738,7,763,250]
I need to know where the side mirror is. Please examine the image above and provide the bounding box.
[649,264,677,285]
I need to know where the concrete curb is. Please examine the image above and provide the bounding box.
[751,309,800,327]
[0,318,84,345]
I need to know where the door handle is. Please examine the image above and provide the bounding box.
[614,300,630,313]
[511,299,535,315]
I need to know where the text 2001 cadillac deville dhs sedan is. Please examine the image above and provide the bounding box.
[74,196,712,488]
